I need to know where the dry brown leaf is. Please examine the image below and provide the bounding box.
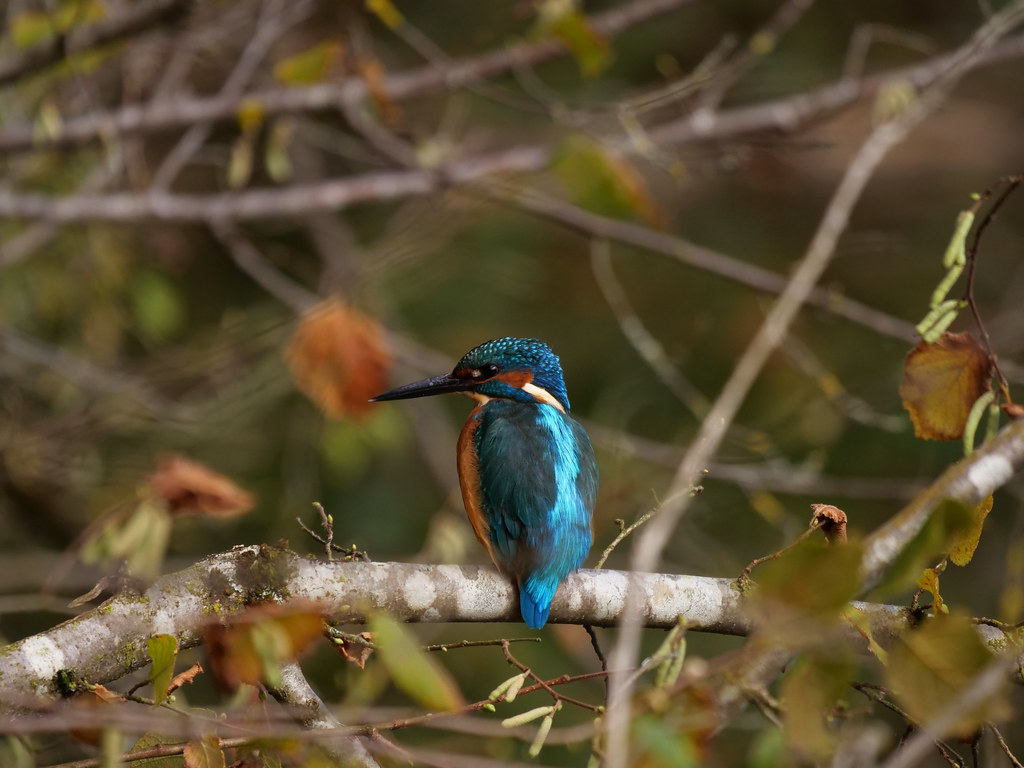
[900,331,993,440]
[89,684,124,703]
[333,631,374,669]
[148,455,256,518]
[184,734,225,768]
[810,503,847,544]
[204,603,324,692]
[168,662,204,695]
[285,299,393,419]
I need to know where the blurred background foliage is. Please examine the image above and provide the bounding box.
[1,0,1024,764]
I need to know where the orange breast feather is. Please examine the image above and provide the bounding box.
[456,406,500,570]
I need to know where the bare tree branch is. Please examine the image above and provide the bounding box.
[861,417,1024,593]
[0,545,1017,711]
[267,661,379,768]
[0,0,692,153]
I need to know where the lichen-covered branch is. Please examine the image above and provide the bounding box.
[861,418,1024,592]
[0,545,1017,713]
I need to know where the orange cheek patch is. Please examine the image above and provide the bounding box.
[497,370,534,387]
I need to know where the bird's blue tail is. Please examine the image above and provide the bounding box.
[519,581,554,629]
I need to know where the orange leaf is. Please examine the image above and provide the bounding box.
[285,299,393,419]
[148,455,256,518]
[204,603,323,692]
[900,332,993,440]
[356,55,399,125]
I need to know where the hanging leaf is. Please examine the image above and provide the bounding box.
[900,331,993,440]
[533,1,612,78]
[949,494,993,567]
[147,634,179,705]
[917,567,947,614]
[555,134,663,226]
[148,455,256,518]
[356,55,400,124]
[369,612,464,711]
[79,500,172,580]
[286,299,394,419]
[332,631,374,670]
[167,663,204,696]
[273,42,343,86]
[886,614,1010,738]
[265,119,295,183]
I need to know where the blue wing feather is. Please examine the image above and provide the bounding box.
[472,400,597,628]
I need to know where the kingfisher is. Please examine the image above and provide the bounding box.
[372,337,598,628]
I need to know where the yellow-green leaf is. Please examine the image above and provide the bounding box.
[11,1,105,48]
[369,612,464,711]
[554,134,662,226]
[80,500,173,580]
[273,42,343,86]
[130,270,185,341]
[918,566,947,614]
[236,98,266,134]
[781,656,854,763]
[886,614,1010,737]
[877,499,973,597]
[265,120,295,182]
[950,494,993,566]
[147,634,178,705]
[534,3,611,78]
[365,0,404,28]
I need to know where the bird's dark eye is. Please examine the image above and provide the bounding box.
[479,363,500,379]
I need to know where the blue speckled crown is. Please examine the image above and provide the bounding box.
[457,337,571,410]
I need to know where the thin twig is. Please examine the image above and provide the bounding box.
[313,501,334,561]
[590,239,711,418]
[963,174,1022,402]
[990,724,1024,768]
[735,520,826,588]
[210,218,318,312]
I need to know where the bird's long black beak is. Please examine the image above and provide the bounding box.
[370,373,468,402]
